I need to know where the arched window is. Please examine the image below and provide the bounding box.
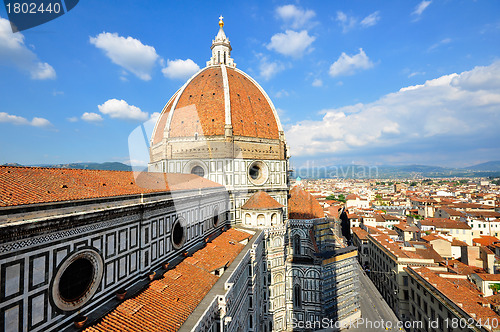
[293,234,301,256]
[249,315,253,329]
[271,213,277,225]
[191,166,204,177]
[293,284,302,307]
[224,52,227,64]
[257,214,265,226]
[218,51,220,64]
[245,213,252,225]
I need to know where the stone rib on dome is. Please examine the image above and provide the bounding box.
[288,186,324,220]
[151,65,283,145]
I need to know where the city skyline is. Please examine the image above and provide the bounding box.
[1,1,499,168]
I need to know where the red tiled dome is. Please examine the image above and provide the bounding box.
[241,191,283,210]
[151,66,282,145]
[288,186,324,220]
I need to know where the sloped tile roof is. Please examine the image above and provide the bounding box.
[473,236,500,247]
[241,191,283,210]
[0,166,223,207]
[420,218,471,230]
[84,228,252,332]
[288,186,324,220]
[407,267,500,326]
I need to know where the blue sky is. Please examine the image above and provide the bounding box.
[0,0,499,168]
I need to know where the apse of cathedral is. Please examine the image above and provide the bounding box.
[0,17,359,332]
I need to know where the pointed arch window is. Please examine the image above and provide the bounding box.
[293,234,301,256]
[293,284,302,307]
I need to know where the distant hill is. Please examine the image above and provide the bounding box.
[293,162,500,179]
[38,162,133,171]
[2,162,132,172]
[464,161,500,171]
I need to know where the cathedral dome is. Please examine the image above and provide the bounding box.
[151,65,282,144]
[151,16,284,150]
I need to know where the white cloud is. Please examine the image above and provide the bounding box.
[267,30,315,58]
[275,89,289,98]
[361,11,381,27]
[31,117,52,127]
[98,99,148,121]
[329,48,374,77]
[336,11,357,33]
[337,11,380,33]
[312,78,323,87]
[408,71,425,78]
[413,1,431,17]
[67,117,78,122]
[81,112,103,123]
[276,5,316,29]
[90,32,159,80]
[0,112,52,127]
[161,59,200,80]
[286,61,500,160]
[0,17,56,80]
[150,112,161,121]
[428,38,452,52]
[257,54,285,80]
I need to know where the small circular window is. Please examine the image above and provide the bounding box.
[51,249,103,312]
[172,217,186,249]
[248,161,269,185]
[249,164,260,180]
[59,258,94,302]
[191,165,205,177]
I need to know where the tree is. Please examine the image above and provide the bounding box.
[490,283,500,294]
[325,194,336,200]
[337,194,346,203]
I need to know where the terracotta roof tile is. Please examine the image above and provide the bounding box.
[475,273,500,281]
[241,191,283,210]
[84,228,251,332]
[421,218,471,230]
[473,236,500,247]
[227,68,279,139]
[288,186,324,220]
[407,267,500,326]
[0,166,222,207]
[152,66,280,141]
[352,227,369,240]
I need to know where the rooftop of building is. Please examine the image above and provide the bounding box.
[473,235,500,247]
[420,218,472,230]
[83,228,253,332]
[473,273,500,282]
[446,259,486,275]
[240,191,283,210]
[288,186,324,220]
[0,166,222,208]
[351,227,369,240]
[406,267,500,326]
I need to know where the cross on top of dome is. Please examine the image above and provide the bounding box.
[207,16,236,68]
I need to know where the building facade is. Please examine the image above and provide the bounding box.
[0,18,360,332]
